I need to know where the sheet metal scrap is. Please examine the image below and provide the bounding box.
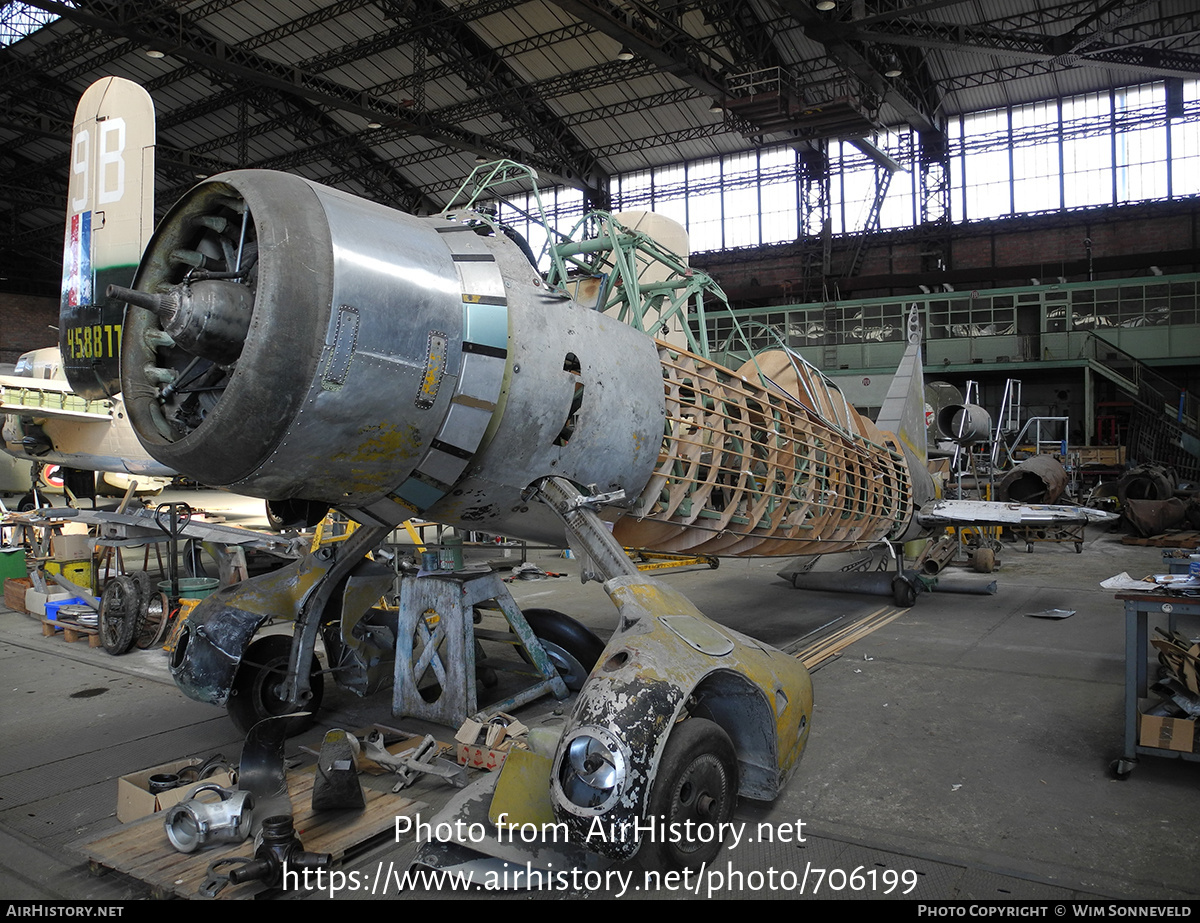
[239,713,304,826]
[362,730,466,792]
[1025,608,1076,619]
[311,728,365,812]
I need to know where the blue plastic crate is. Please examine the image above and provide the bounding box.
[45,596,86,622]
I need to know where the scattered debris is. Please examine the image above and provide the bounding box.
[311,729,365,812]
[503,563,565,581]
[1100,572,1156,590]
[163,784,254,853]
[362,731,467,792]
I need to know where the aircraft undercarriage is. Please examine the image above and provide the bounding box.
[170,476,813,869]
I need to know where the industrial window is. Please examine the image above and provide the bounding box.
[0,1,64,45]
[484,78,1200,273]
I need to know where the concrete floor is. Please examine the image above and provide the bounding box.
[1,488,1197,901]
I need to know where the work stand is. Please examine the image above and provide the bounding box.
[1110,590,1200,779]
[393,569,569,726]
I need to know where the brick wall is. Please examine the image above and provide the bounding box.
[0,293,58,366]
[694,198,1200,305]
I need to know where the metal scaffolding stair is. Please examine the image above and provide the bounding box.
[1086,332,1199,480]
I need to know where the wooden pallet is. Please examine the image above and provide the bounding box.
[77,769,422,899]
[1122,531,1200,549]
[42,617,102,647]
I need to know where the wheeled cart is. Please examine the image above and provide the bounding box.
[1013,522,1085,554]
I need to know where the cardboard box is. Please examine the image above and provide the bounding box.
[50,534,91,561]
[454,712,528,771]
[456,740,515,771]
[1139,713,1197,753]
[116,757,237,824]
[25,589,72,617]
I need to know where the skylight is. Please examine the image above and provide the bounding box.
[0,2,64,46]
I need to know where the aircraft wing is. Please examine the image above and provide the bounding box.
[0,376,114,423]
[916,499,1118,527]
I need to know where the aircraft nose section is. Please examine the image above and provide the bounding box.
[120,170,337,490]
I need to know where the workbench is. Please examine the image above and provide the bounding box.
[1110,589,1200,779]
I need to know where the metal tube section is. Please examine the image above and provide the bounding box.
[553,234,690,277]
[997,454,1068,503]
[787,570,897,596]
[937,403,992,446]
[108,283,170,317]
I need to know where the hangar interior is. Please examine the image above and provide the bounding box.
[1,0,1200,903]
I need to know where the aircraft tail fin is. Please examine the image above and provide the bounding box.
[875,304,928,469]
[60,77,155,400]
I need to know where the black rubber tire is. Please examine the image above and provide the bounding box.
[892,576,917,608]
[227,634,323,737]
[643,718,738,871]
[519,608,605,692]
[127,571,156,648]
[17,492,50,513]
[99,575,142,655]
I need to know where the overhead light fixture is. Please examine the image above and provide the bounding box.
[616,46,635,61]
[145,48,165,58]
[708,99,724,114]
[815,1,836,11]
[366,120,382,129]
[474,153,489,164]
[884,58,902,78]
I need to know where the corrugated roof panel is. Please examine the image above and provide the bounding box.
[3,0,1199,290]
